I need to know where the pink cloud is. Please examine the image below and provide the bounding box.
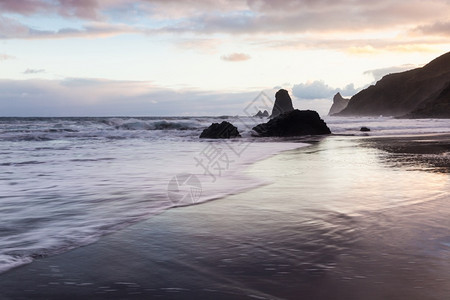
[1,1,450,32]
[0,0,48,15]
[1,0,450,53]
[221,53,251,62]
[413,21,450,37]
[152,0,450,36]
[0,16,138,39]
[57,0,100,19]
[0,0,100,19]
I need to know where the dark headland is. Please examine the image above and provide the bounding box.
[335,51,450,118]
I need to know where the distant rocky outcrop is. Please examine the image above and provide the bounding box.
[271,89,294,118]
[254,110,269,118]
[200,121,241,139]
[328,93,350,115]
[336,51,450,118]
[252,109,331,137]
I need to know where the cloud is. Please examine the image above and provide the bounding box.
[262,35,445,55]
[364,64,417,81]
[23,68,46,74]
[0,0,100,19]
[29,23,138,39]
[412,21,450,37]
[3,1,450,34]
[292,81,359,100]
[0,0,449,56]
[220,53,251,62]
[0,0,49,15]
[0,77,363,117]
[292,81,336,99]
[153,0,450,35]
[0,16,29,39]
[141,0,450,54]
[0,78,258,116]
[0,54,15,61]
[0,16,138,39]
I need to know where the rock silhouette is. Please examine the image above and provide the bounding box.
[200,121,241,139]
[404,81,450,118]
[271,89,294,118]
[337,51,450,118]
[253,109,331,137]
[328,92,350,115]
[254,110,269,118]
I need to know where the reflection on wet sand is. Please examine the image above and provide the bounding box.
[0,135,448,299]
[362,133,450,173]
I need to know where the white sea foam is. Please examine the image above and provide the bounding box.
[325,116,450,136]
[0,254,33,274]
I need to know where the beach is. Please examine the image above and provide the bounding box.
[3,2,450,299]
[0,133,448,300]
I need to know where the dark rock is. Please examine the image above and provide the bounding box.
[200,121,241,139]
[271,89,294,118]
[403,81,450,118]
[360,127,371,132]
[254,110,269,118]
[328,92,350,115]
[337,51,450,117]
[252,109,331,137]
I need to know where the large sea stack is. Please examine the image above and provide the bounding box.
[337,51,450,118]
[271,89,294,118]
[328,92,350,115]
[253,110,331,137]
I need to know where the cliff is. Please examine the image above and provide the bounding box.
[337,52,450,118]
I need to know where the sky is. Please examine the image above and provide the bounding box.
[0,0,449,116]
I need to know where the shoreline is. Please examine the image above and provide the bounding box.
[0,133,449,299]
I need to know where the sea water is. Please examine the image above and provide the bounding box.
[0,116,448,273]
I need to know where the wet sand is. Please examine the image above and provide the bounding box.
[0,134,449,300]
[362,133,450,173]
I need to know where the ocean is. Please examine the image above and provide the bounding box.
[0,115,449,276]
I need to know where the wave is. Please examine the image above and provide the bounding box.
[102,118,202,131]
[1,116,449,143]
[0,160,45,166]
[1,135,55,142]
[0,255,33,274]
[325,116,450,136]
